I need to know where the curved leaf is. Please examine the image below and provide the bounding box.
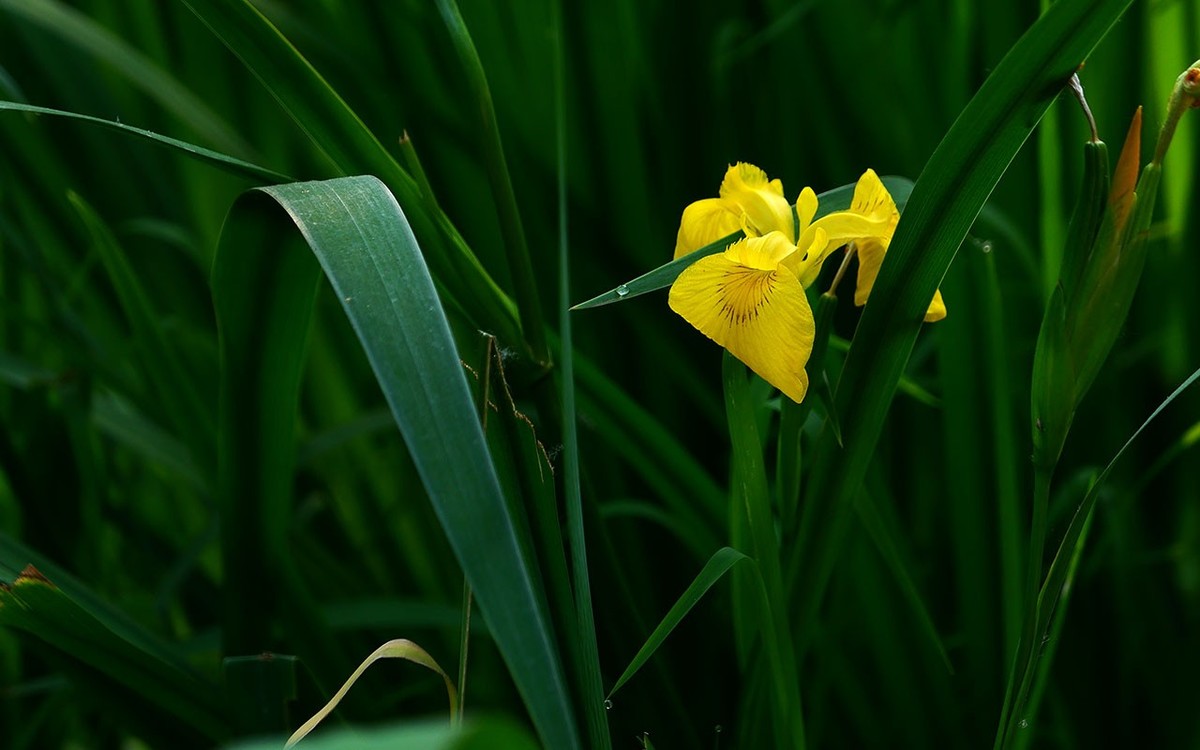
[211,176,580,750]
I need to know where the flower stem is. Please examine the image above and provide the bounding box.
[826,245,857,296]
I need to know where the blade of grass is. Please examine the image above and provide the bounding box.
[0,552,230,742]
[285,639,459,748]
[723,354,804,749]
[0,0,254,159]
[178,0,521,348]
[435,0,547,366]
[1010,363,1200,740]
[212,176,581,750]
[552,0,610,745]
[0,101,290,183]
[68,193,215,469]
[607,546,747,698]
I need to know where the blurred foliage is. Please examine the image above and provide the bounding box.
[1,0,1199,748]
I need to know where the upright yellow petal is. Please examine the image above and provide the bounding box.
[795,187,818,237]
[669,233,814,403]
[674,198,743,258]
[849,169,899,227]
[719,163,796,241]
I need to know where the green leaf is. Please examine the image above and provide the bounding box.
[789,0,1134,645]
[0,0,254,159]
[211,176,581,750]
[607,546,747,698]
[1016,363,1200,737]
[0,537,230,742]
[0,101,290,183]
[179,0,522,349]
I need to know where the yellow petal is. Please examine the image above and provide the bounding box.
[853,237,887,306]
[795,186,818,236]
[924,289,947,322]
[849,169,899,226]
[674,198,743,259]
[854,237,947,321]
[719,163,796,241]
[794,211,886,285]
[669,234,815,403]
[791,171,898,286]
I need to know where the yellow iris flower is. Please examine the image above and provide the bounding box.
[669,163,946,403]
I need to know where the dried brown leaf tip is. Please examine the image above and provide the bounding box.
[16,565,54,587]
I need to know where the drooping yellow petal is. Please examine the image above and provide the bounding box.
[674,198,744,258]
[854,237,947,322]
[719,163,796,241]
[669,233,814,403]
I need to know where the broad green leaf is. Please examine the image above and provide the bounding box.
[179,0,523,349]
[211,176,580,750]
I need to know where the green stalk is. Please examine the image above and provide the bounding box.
[434,0,549,368]
[723,354,805,750]
[554,2,609,746]
[995,464,1053,748]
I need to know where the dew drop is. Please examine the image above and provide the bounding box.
[714,725,723,733]
[604,699,613,710]
[1018,719,1029,729]
[981,241,994,254]
[616,284,630,297]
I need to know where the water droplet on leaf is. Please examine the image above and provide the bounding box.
[616,285,629,297]
[604,699,613,710]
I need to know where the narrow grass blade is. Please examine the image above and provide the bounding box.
[213,176,580,750]
[179,0,522,351]
[1014,364,1200,735]
[0,553,230,742]
[551,1,610,745]
[607,547,748,698]
[435,0,547,364]
[855,491,954,675]
[0,0,254,159]
[723,354,804,749]
[286,639,458,748]
[68,193,215,468]
[0,101,290,183]
[572,178,914,310]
